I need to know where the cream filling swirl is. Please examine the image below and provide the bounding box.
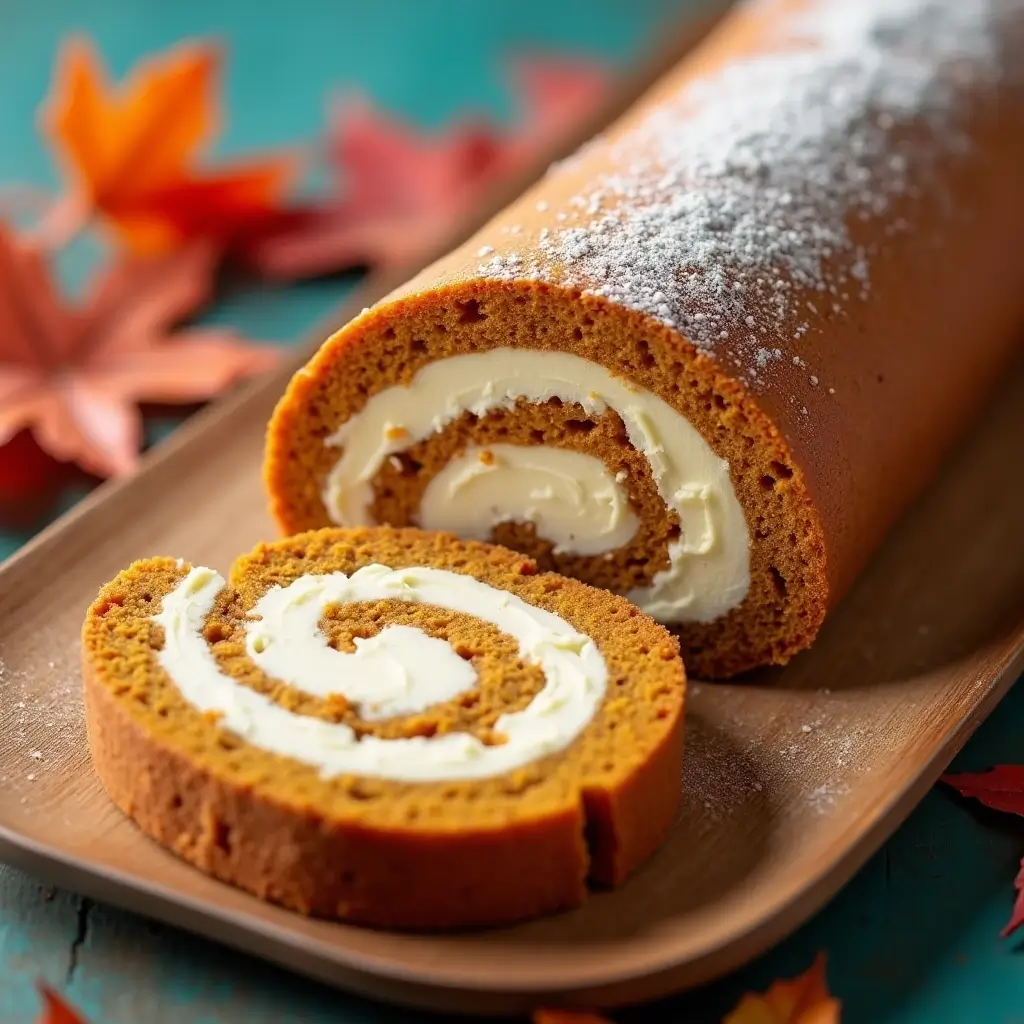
[322,349,750,623]
[420,444,640,556]
[153,563,607,782]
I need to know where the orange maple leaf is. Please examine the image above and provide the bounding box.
[723,955,841,1024]
[0,220,278,478]
[40,36,295,255]
[243,55,610,280]
[36,982,90,1024]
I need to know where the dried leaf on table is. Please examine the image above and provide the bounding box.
[723,954,841,1024]
[243,55,610,280]
[35,982,91,1024]
[242,98,504,277]
[0,430,67,526]
[942,767,1024,937]
[941,766,1024,817]
[532,1010,615,1024]
[39,36,296,255]
[1001,857,1024,938]
[0,220,278,479]
[503,54,613,157]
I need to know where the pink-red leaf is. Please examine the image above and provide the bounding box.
[0,431,66,527]
[504,53,612,155]
[0,218,278,479]
[1001,857,1024,938]
[90,328,279,403]
[242,54,609,280]
[942,767,1024,939]
[941,766,1024,817]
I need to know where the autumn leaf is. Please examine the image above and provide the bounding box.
[942,767,1024,937]
[242,98,504,278]
[243,54,609,280]
[941,766,1024,817]
[532,1010,614,1024]
[1000,858,1024,938]
[0,430,67,526]
[40,36,295,255]
[503,54,613,158]
[36,982,91,1024]
[723,954,840,1024]
[0,219,278,478]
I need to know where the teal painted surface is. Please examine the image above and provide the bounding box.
[0,0,676,183]
[1,1,1022,1021]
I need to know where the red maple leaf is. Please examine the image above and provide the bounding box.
[942,766,1024,816]
[942,767,1024,937]
[242,54,610,280]
[0,429,67,526]
[0,220,278,478]
[1003,859,1024,939]
[36,982,90,1024]
[243,98,506,277]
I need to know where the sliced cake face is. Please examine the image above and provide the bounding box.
[265,287,829,679]
[82,527,685,929]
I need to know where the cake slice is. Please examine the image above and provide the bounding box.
[82,526,685,929]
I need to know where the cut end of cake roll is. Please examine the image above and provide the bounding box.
[265,284,830,679]
[264,0,1024,679]
[82,526,685,929]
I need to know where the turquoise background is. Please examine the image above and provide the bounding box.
[1,1,1022,1020]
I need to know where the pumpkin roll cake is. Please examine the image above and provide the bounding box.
[265,0,1024,677]
[82,527,685,929]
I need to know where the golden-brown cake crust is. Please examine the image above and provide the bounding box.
[82,527,685,930]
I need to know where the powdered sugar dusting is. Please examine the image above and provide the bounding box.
[479,0,1011,379]
[0,652,84,796]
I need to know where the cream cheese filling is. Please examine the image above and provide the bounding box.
[153,563,607,782]
[322,348,750,624]
[419,443,640,556]
[246,572,477,720]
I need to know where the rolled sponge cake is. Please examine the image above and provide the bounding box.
[265,0,1024,678]
[82,527,685,929]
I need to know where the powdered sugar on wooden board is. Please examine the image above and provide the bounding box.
[0,651,84,797]
[479,0,1012,381]
[679,682,853,829]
